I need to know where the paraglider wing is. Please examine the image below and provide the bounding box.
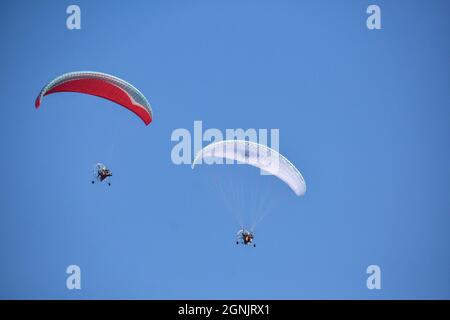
[35,71,153,125]
[192,140,306,196]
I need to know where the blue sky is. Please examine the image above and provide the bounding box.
[0,0,449,299]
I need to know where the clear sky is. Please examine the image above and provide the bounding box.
[0,0,449,299]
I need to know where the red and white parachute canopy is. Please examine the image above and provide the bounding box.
[35,71,153,125]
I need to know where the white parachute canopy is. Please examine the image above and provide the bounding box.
[192,140,306,196]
